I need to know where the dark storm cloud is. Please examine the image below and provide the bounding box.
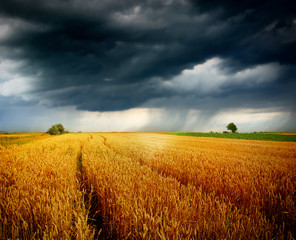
[0,0,295,111]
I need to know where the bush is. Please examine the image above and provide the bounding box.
[47,123,67,135]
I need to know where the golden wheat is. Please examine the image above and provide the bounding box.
[0,134,95,239]
[81,133,296,239]
[0,132,52,147]
[1,132,295,239]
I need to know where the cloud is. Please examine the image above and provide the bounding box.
[142,58,295,114]
[1,103,291,132]
[162,58,281,94]
[211,108,292,132]
[0,0,295,131]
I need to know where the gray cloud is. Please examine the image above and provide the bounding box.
[0,0,295,131]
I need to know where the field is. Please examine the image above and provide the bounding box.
[0,133,52,147]
[171,132,296,142]
[1,133,296,239]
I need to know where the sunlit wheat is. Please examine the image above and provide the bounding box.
[1,132,295,239]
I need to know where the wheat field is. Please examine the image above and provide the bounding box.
[1,133,296,239]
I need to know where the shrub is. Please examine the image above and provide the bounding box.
[47,123,67,135]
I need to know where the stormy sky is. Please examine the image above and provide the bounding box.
[0,0,295,132]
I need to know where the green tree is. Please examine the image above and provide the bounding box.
[56,123,65,134]
[47,123,67,135]
[226,122,237,133]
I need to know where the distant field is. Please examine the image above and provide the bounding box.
[1,133,296,239]
[265,132,296,135]
[170,132,296,142]
[0,132,52,147]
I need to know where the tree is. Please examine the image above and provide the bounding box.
[47,123,67,135]
[55,123,65,134]
[226,122,237,133]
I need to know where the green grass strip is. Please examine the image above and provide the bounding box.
[170,132,296,142]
